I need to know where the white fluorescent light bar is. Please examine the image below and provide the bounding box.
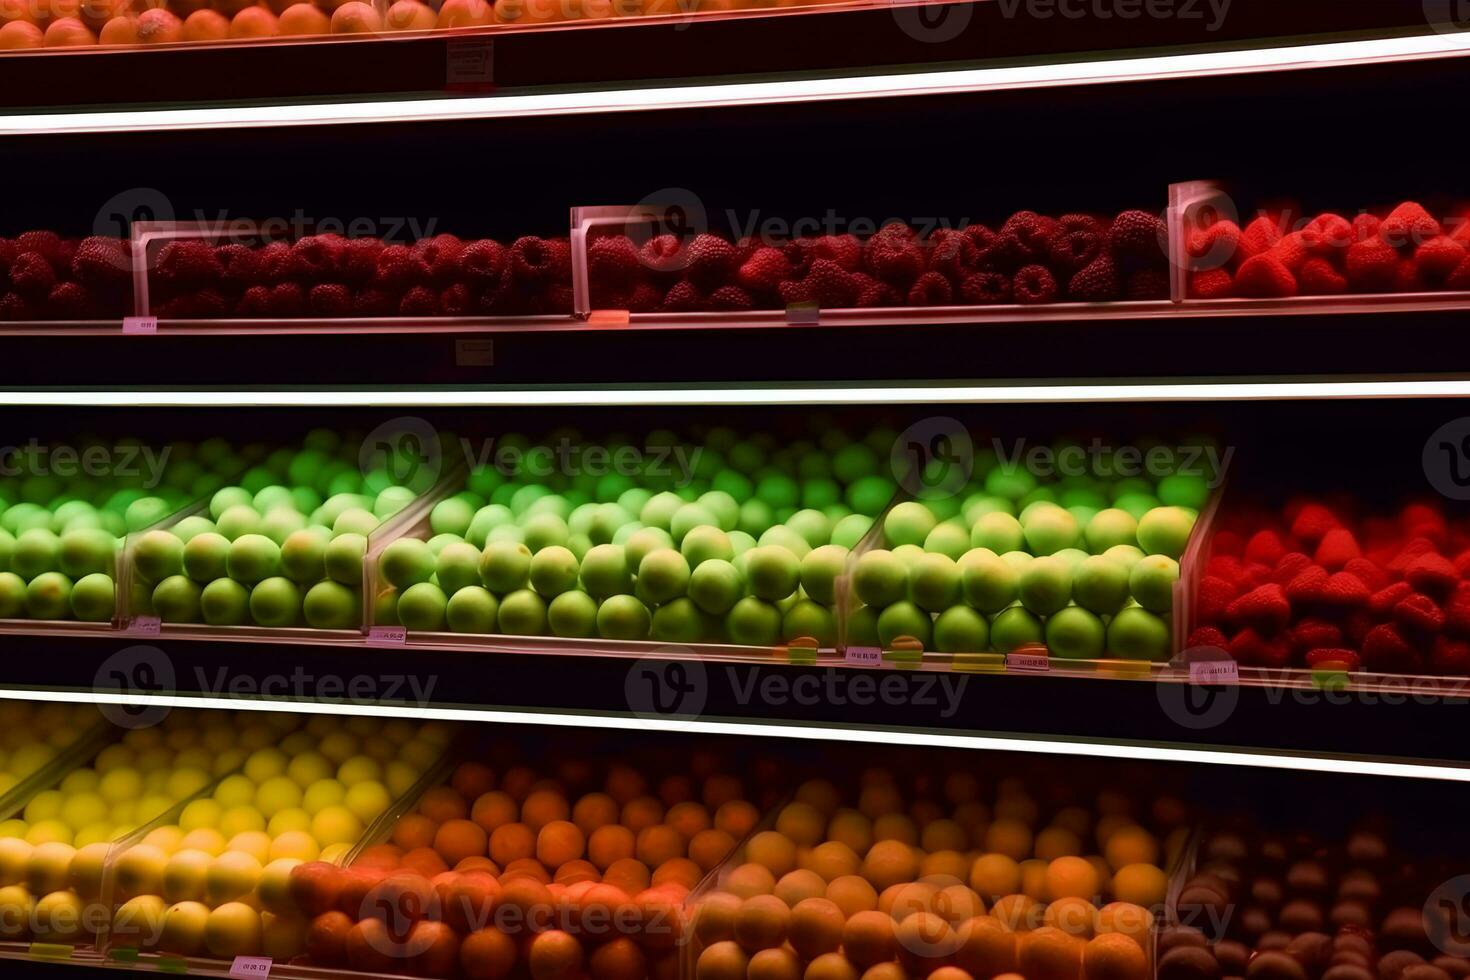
[0,380,1468,406]
[1,32,1467,134]
[0,687,1460,782]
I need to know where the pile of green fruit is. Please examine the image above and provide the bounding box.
[132,429,444,630]
[846,447,1213,661]
[0,438,240,623]
[372,426,905,646]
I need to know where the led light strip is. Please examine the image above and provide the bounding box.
[0,380,1468,406]
[0,687,1462,782]
[2,31,1468,134]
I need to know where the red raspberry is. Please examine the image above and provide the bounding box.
[1046,226,1104,275]
[732,236,762,265]
[1011,265,1058,305]
[1107,209,1165,259]
[373,245,426,290]
[803,259,857,308]
[236,286,270,316]
[1314,528,1361,570]
[46,281,92,318]
[411,234,465,286]
[1187,268,1234,299]
[509,236,568,286]
[399,285,439,316]
[305,283,351,316]
[341,238,384,285]
[541,283,574,314]
[1301,213,1353,255]
[1124,268,1169,300]
[1297,258,1348,295]
[0,292,35,321]
[0,238,15,278]
[1237,216,1282,259]
[288,235,345,283]
[707,285,753,311]
[16,230,64,267]
[216,244,263,290]
[156,240,221,289]
[907,271,952,306]
[813,234,861,272]
[439,283,473,317]
[640,234,687,277]
[626,282,662,313]
[662,280,704,312]
[352,288,398,317]
[257,241,292,284]
[863,235,924,288]
[777,279,813,306]
[686,234,738,289]
[853,275,899,307]
[927,228,981,281]
[1227,583,1291,632]
[1233,254,1297,298]
[1067,254,1121,302]
[999,211,1058,265]
[9,252,56,297]
[587,236,638,291]
[782,239,816,280]
[1414,236,1467,283]
[1187,219,1241,267]
[1361,622,1423,673]
[736,247,791,293]
[70,236,129,288]
[960,271,1011,305]
[1380,201,1441,249]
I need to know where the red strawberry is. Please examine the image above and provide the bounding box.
[907,271,953,306]
[1241,563,1273,589]
[1314,528,1361,570]
[736,247,791,294]
[1431,636,1470,675]
[1290,504,1339,544]
[1405,553,1459,598]
[960,271,1011,305]
[626,282,662,313]
[216,244,263,290]
[15,230,63,267]
[1067,254,1121,301]
[340,238,383,285]
[1343,558,1388,591]
[1369,582,1415,616]
[156,240,221,289]
[1205,555,1245,583]
[1305,648,1360,670]
[1290,618,1342,651]
[1185,626,1228,650]
[813,234,861,272]
[71,236,129,288]
[662,280,704,313]
[398,285,439,316]
[236,285,270,316]
[1271,232,1309,272]
[1403,503,1449,543]
[1187,220,1241,266]
[9,252,56,297]
[1320,572,1370,607]
[373,244,424,290]
[1237,216,1283,259]
[1414,236,1467,282]
[707,285,753,311]
[1380,201,1441,250]
[1345,238,1398,291]
[462,239,509,287]
[1227,583,1292,632]
[46,282,92,318]
[1229,627,1291,667]
[1212,531,1245,557]
[1284,566,1330,606]
[265,282,305,316]
[685,234,738,289]
[1301,213,1352,255]
[1244,529,1288,565]
[308,283,352,316]
[1187,268,1234,299]
[1361,622,1423,673]
[1011,265,1058,305]
[0,292,34,321]
[1445,583,1470,636]
[1352,213,1382,242]
[352,288,398,317]
[1394,258,1427,293]
[1297,258,1348,295]
[1388,537,1441,574]
[1197,575,1238,623]
[1270,552,1314,586]
[1447,254,1470,288]
[1234,254,1297,298]
[1106,210,1164,259]
[639,234,687,276]
[1394,593,1445,634]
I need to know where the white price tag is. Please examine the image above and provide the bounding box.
[229,956,272,979]
[785,304,819,325]
[1189,659,1239,684]
[122,316,157,335]
[844,646,882,666]
[1005,651,1050,672]
[455,339,494,366]
[127,616,161,636]
[366,625,407,647]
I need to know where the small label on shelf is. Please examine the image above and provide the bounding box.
[845,646,882,666]
[122,316,157,334]
[785,303,819,325]
[455,339,494,367]
[127,615,162,636]
[446,37,494,90]
[1005,651,1050,672]
[230,956,273,978]
[588,310,631,327]
[156,956,189,973]
[28,943,72,959]
[1189,659,1239,684]
[366,625,408,647]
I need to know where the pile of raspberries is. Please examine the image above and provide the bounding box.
[586,209,1169,313]
[0,233,132,321]
[149,232,573,319]
[1188,499,1470,675]
[1187,201,1470,299]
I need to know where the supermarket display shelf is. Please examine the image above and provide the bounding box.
[0,0,1440,113]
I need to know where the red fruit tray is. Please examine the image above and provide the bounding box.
[1167,179,1470,316]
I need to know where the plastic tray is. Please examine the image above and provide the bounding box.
[570,201,1177,328]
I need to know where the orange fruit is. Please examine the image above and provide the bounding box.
[471,792,518,834]
[787,897,845,959]
[489,823,535,867]
[954,916,1018,978]
[275,2,326,34]
[435,819,489,867]
[714,800,759,839]
[590,936,646,980]
[689,829,737,873]
[461,926,517,979]
[181,7,225,37]
[588,826,635,871]
[636,825,685,868]
[434,0,489,26]
[572,793,619,836]
[528,930,584,980]
[0,18,42,42]
[43,14,95,41]
[536,820,586,869]
[329,2,379,32]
